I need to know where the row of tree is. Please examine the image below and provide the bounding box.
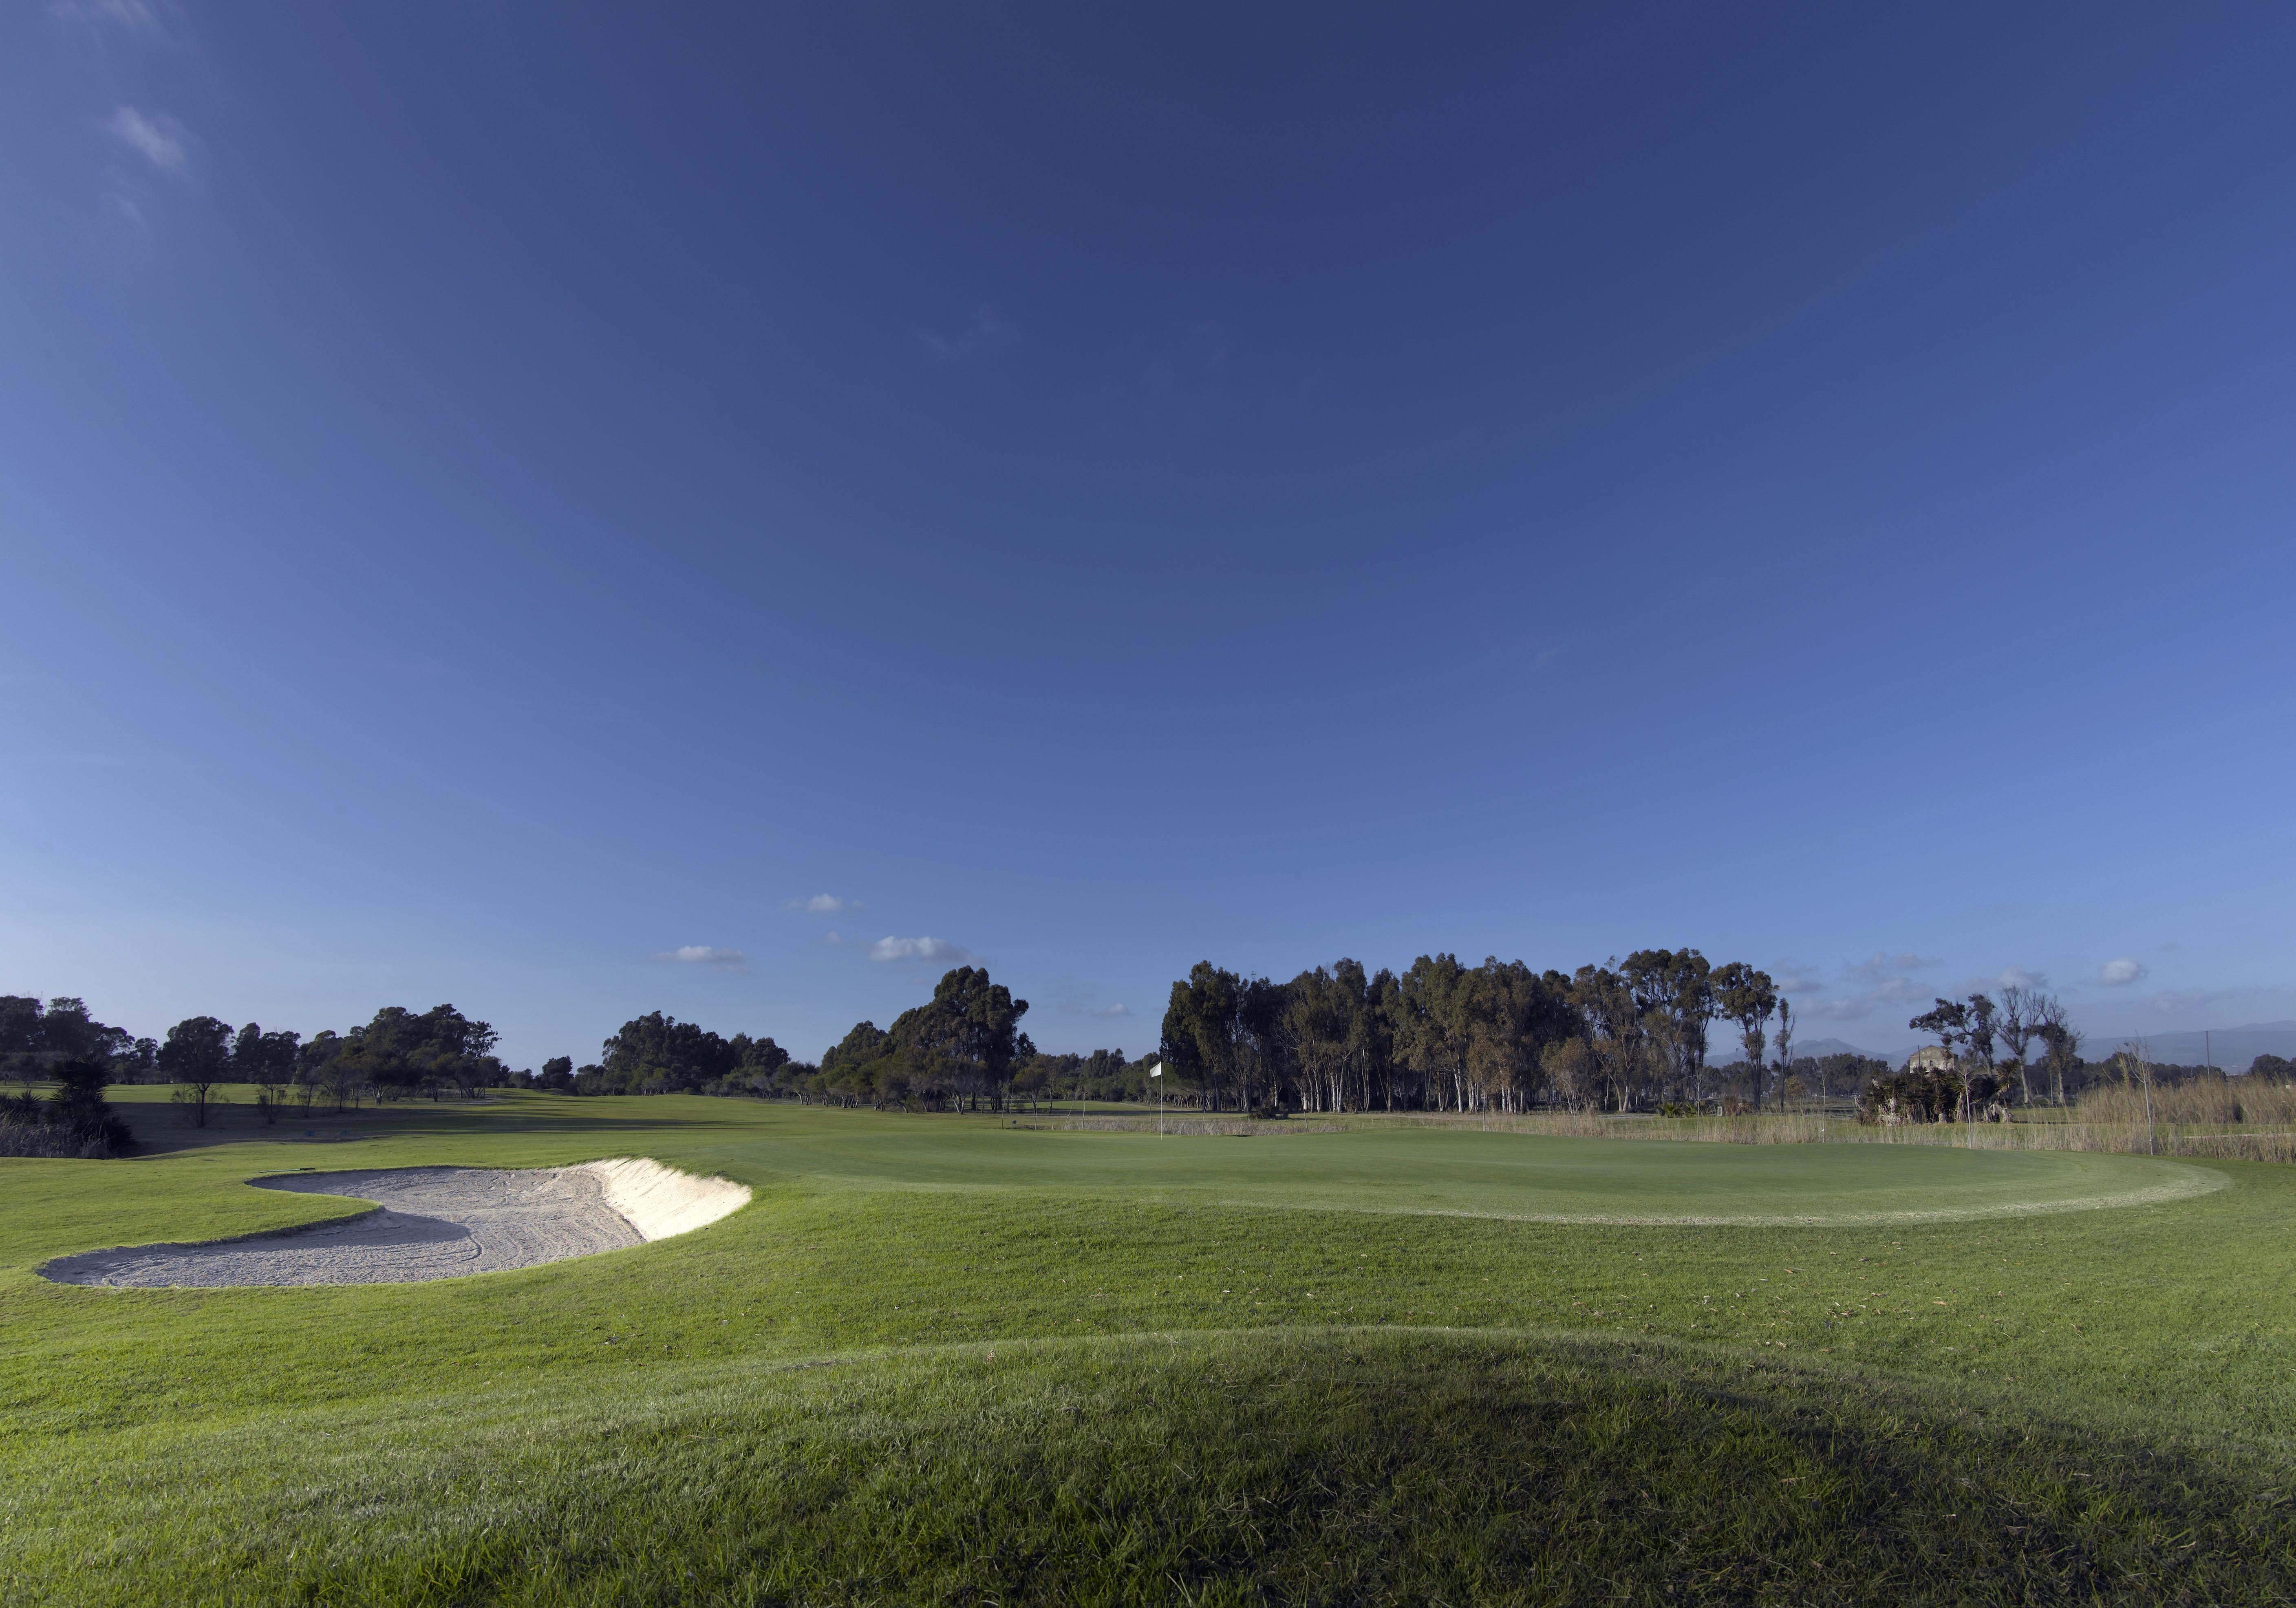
[2,995,515,1128]
[18,964,2272,1131]
[1156,951,1801,1115]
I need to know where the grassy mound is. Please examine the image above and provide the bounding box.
[10,1094,2296,1604]
[17,1329,2289,1606]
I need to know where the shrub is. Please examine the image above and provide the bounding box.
[0,1058,135,1156]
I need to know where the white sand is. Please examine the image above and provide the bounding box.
[41,1158,750,1288]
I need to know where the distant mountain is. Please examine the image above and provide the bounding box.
[1711,1024,2296,1072]
[1706,1035,1903,1066]
[1784,1037,1888,1063]
[2088,1021,2296,1070]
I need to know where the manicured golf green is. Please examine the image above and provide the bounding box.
[7,1093,2294,1604]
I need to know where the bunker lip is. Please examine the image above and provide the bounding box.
[38,1157,750,1289]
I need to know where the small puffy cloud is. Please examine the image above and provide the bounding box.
[869,935,977,965]
[106,106,190,175]
[822,931,843,946]
[652,945,748,971]
[787,893,861,913]
[1094,1003,1132,1018]
[2101,957,2147,987]
[1992,966,2049,991]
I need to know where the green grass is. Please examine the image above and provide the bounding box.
[8,1092,2296,1603]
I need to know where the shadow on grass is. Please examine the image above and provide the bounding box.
[108,1092,750,1157]
[32,1327,2292,1606]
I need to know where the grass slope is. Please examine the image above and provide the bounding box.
[7,1093,2295,1604]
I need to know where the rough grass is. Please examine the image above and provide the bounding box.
[8,1093,2296,1604]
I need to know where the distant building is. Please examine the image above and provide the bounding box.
[1905,1045,1954,1074]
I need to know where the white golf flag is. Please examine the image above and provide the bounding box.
[1149,1061,1163,1078]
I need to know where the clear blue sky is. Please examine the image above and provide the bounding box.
[4,2,2292,1066]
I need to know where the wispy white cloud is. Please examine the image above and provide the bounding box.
[1797,995,1881,1023]
[651,944,748,971]
[105,106,190,175]
[1770,959,1826,996]
[1793,952,1943,1023]
[51,0,166,40]
[1991,966,2049,991]
[1848,952,1938,983]
[101,190,150,237]
[918,306,1014,361]
[787,893,861,913]
[1092,1002,1131,1017]
[822,931,843,946]
[2101,957,2147,987]
[869,935,976,965]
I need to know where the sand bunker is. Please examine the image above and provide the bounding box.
[43,1157,750,1288]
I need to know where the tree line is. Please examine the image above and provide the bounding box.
[619,950,1822,1116]
[566,967,1041,1111]
[1153,950,1825,1115]
[15,962,2277,1138]
[1,994,515,1132]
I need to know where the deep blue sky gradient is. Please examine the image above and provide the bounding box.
[5,2,2292,1064]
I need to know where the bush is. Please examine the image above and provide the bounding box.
[0,1059,135,1156]
[1856,1065,2009,1125]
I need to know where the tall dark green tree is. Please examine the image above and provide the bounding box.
[886,967,1031,1110]
[349,1005,502,1100]
[233,1023,301,1123]
[0,997,42,1057]
[599,1012,738,1093]
[1623,949,1716,1102]
[1161,962,1244,1111]
[1568,963,1645,1112]
[1392,954,1471,1112]
[1712,963,1779,1111]
[49,1057,131,1152]
[159,1016,236,1128]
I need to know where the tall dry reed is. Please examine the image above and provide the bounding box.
[2076,1074,2296,1127]
[1003,1082,2296,1161]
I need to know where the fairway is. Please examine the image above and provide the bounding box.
[674,1114,2225,1225]
[9,1094,2296,1606]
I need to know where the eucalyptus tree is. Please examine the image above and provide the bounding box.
[887,966,1031,1110]
[1391,954,1474,1111]
[1539,1035,1599,1110]
[1285,967,1354,1113]
[1773,999,1795,1101]
[1239,975,1291,1113]
[1336,958,1396,1111]
[1712,963,1779,1110]
[1996,986,2043,1105]
[1908,997,1970,1061]
[1964,994,1999,1078]
[1624,949,1716,1104]
[1162,962,1245,1111]
[1568,963,1646,1111]
[2030,995,2080,1105]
